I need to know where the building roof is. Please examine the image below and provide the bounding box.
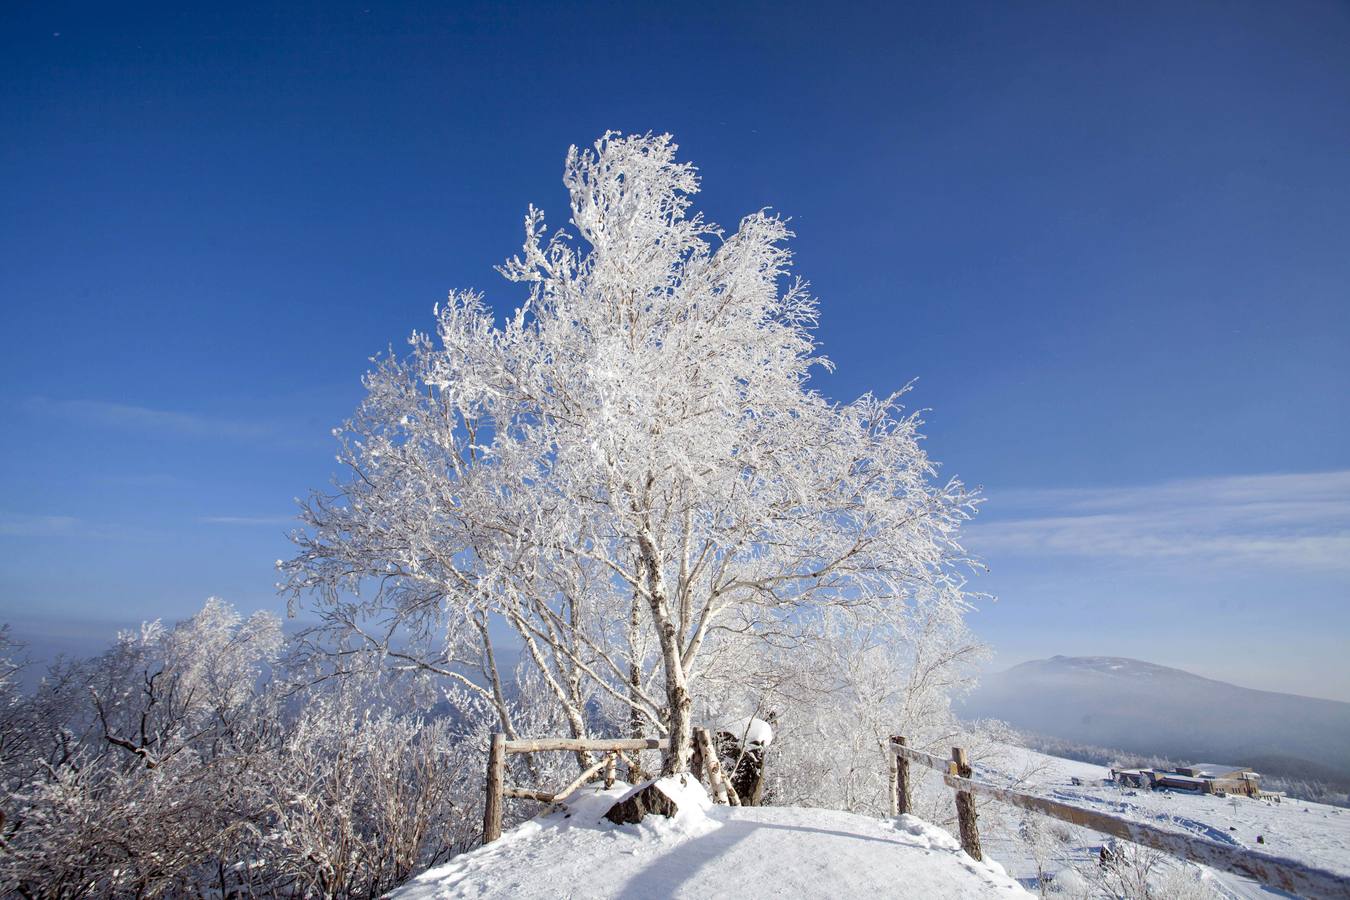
[1188,763,1255,777]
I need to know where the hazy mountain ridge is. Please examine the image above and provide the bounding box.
[962,655,1350,789]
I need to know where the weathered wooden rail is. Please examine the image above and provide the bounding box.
[887,736,1350,899]
[482,729,741,843]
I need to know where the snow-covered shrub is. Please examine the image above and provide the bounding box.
[0,600,283,897]
[1057,844,1221,900]
[0,601,494,898]
[258,689,479,897]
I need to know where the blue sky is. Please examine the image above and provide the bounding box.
[2,1,1348,698]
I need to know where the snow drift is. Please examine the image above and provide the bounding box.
[392,781,1029,899]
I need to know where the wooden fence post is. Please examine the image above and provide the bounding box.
[890,736,911,816]
[887,739,899,816]
[483,733,506,844]
[951,746,982,861]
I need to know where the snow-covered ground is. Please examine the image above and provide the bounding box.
[393,776,1031,899]
[976,743,1350,897]
[390,745,1350,899]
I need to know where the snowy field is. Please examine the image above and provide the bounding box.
[393,777,1031,899]
[976,744,1350,897]
[389,747,1350,899]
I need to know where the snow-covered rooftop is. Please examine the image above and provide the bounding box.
[1186,763,1253,777]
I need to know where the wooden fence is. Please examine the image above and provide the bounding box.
[887,736,1350,900]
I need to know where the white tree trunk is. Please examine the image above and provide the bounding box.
[638,528,693,774]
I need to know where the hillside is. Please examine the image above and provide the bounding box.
[978,742,1350,898]
[392,780,1030,899]
[961,656,1350,786]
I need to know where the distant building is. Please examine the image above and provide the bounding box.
[1109,768,1154,789]
[1182,764,1263,797]
[1109,764,1261,797]
[1155,772,1208,792]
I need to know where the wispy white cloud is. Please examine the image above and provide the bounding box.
[0,513,142,540]
[969,470,1350,572]
[26,397,278,441]
[0,513,82,538]
[97,473,186,488]
[199,515,294,527]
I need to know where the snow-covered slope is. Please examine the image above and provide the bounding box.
[962,656,1350,787]
[976,743,1350,898]
[393,779,1030,899]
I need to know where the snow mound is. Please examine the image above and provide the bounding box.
[393,785,1029,899]
[607,774,718,838]
[642,774,714,818]
[717,715,775,747]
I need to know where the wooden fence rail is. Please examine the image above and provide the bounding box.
[482,730,744,844]
[888,736,1350,900]
[483,734,676,842]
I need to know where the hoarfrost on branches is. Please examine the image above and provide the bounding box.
[283,131,983,773]
[0,599,493,898]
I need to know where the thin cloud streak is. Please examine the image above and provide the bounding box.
[0,512,143,540]
[969,470,1350,572]
[0,513,82,538]
[25,397,287,442]
[199,515,295,526]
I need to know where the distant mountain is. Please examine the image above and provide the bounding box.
[961,656,1350,787]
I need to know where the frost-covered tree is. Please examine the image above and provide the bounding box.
[284,132,980,773]
[0,601,497,898]
[261,688,474,897]
[0,600,284,897]
[753,595,986,814]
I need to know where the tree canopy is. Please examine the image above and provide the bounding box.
[283,132,981,772]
